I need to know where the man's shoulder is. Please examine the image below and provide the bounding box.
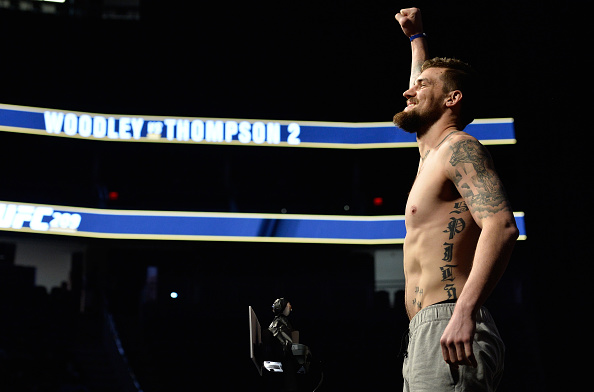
[446,131,479,147]
[440,132,489,163]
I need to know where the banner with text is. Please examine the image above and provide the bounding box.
[0,103,516,148]
[0,201,527,244]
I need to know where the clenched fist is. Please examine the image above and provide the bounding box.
[395,7,424,38]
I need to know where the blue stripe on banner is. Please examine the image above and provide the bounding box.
[0,107,46,129]
[75,212,408,241]
[465,121,516,142]
[0,201,527,244]
[297,125,418,145]
[272,218,404,240]
[298,121,515,145]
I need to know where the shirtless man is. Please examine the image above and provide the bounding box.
[393,8,519,391]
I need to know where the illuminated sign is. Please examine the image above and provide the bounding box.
[0,103,516,148]
[0,201,527,244]
[0,203,81,232]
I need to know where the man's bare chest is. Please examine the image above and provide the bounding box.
[405,159,459,226]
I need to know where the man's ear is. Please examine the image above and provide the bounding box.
[445,90,463,108]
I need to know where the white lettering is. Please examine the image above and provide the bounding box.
[176,119,190,141]
[252,122,266,144]
[238,121,251,143]
[131,118,144,139]
[225,121,238,142]
[107,117,118,139]
[44,111,64,134]
[78,115,92,137]
[205,120,224,142]
[287,123,301,145]
[64,113,78,136]
[12,205,35,229]
[0,204,17,228]
[69,213,82,230]
[190,120,204,142]
[30,207,54,231]
[93,116,107,138]
[59,213,71,228]
[119,117,132,139]
[0,204,81,232]
[43,111,302,147]
[50,211,82,230]
[164,119,177,141]
[267,123,281,144]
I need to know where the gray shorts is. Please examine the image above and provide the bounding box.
[402,303,505,392]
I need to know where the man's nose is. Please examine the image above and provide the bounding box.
[403,87,415,99]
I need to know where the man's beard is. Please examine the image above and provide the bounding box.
[393,105,441,136]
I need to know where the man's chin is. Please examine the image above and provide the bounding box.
[393,111,418,134]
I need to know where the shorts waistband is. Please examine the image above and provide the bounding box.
[409,303,494,332]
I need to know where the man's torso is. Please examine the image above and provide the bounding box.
[403,134,481,319]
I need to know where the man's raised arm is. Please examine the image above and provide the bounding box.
[395,7,428,87]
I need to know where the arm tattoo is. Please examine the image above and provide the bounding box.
[449,139,510,218]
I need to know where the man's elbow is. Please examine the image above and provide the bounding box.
[503,219,520,244]
[483,217,519,243]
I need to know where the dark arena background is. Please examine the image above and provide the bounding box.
[0,1,588,391]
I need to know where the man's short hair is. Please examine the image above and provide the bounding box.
[421,57,478,127]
